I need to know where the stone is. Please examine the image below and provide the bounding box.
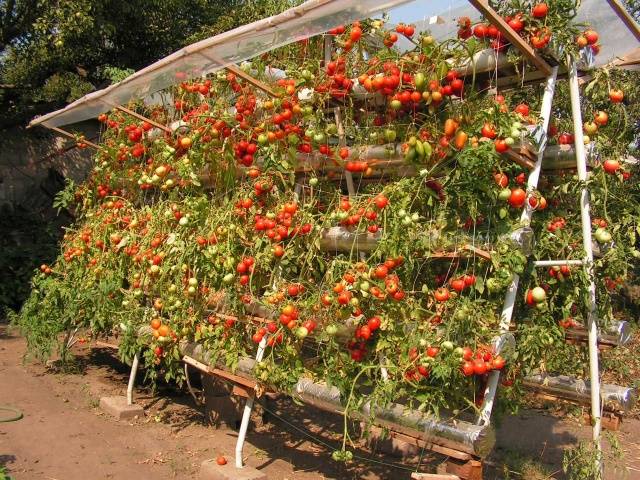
[199,459,267,480]
[99,395,144,421]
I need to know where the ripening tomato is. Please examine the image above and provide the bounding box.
[473,359,488,375]
[532,2,548,18]
[367,316,381,331]
[434,287,450,302]
[462,361,475,376]
[508,188,526,208]
[609,89,624,104]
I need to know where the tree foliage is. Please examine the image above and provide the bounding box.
[0,0,296,127]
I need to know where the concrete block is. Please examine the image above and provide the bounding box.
[99,395,144,421]
[200,459,267,480]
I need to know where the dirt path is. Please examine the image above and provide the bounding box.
[1,326,639,479]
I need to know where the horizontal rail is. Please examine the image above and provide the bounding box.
[533,259,583,267]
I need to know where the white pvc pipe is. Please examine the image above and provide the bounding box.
[477,67,559,426]
[568,56,603,470]
[235,336,267,468]
[127,353,139,406]
[533,259,584,267]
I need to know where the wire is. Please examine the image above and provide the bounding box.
[259,400,424,473]
[0,405,23,422]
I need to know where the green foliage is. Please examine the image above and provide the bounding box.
[0,206,60,315]
[0,0,296,126]
[38,72,94,103]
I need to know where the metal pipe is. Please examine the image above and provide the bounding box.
[533,259,583,267]
[568,56,602,468]
[477,67,559,426]
[235,337,267,468]
[126,353,139,406]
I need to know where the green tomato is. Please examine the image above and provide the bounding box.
[498,188,511,201]
[325,324,338,336]
[442,340,454,350]
[222,273,234,284]
[308,177,319,186]
[384,129,397,142]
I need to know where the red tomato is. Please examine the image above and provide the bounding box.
[509,188,526,208]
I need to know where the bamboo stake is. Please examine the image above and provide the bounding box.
[468,0,553,77]
[114,105,171,133]
[49,126,100,149]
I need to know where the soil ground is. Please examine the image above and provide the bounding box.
[1,325,639,480]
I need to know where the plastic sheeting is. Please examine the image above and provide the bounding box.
[29,0,413,129]
[29,0,639,130]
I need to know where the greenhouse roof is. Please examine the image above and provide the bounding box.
[28,0,640,130]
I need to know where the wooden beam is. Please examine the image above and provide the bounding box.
[225,64,278,97]
[49,126,100,149]
[468,0,553,77]
[114,105,171,133]
[183,355,258,391]
[606,0,640,43]
[411,474,460,480]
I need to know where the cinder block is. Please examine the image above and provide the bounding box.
[99,395,144,420]
[200,459,267,480]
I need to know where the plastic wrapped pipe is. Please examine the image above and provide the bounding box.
[523,374,637,412]
[179,341,495,456]
[566,319,632,347]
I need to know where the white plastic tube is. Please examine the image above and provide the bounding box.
[477,66,559,426]
[567,56,603,470]
[235,337,267,468]
[127,353,139,406]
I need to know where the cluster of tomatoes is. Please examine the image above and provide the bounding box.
[334,194,388,233]
[234,139,259,167]
[460,347,507,377]
[251,201,314,257]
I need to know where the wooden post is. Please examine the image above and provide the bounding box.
[113,105,171,133]
[468,0,553,77]
[49,126,100,149]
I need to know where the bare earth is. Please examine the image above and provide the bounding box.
[1,325,639,480]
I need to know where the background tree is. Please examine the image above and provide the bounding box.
[0,0,296,128]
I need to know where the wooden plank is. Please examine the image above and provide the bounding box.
[225,64,278,97]
[114,105,171,133]
[183,355,259,391]
[583,411,621,431]
[388,430,471,461]
[437,459,483,480]
[606,0,640,43]
[94,340,118,350]
[411,474,460,480]
[468,0,553,77]
[49,126,100,149]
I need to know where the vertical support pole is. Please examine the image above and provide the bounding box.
[127,353,140,406]
[235,336,267,468]
[567,56,602,471]
[477,67,558,425]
